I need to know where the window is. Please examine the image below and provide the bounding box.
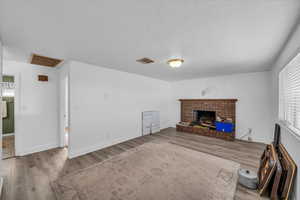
[279,53,300,136]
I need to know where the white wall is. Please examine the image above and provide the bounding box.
[68,61,171,158]
[57,62,70,147]
[271,20,300,200]
[3,60,59,156]
[170,71,273,144]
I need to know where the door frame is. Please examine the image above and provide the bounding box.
[59,73,70,148]
[2,73,20,157]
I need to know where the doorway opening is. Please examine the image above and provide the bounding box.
[60,75,69,149]
[2,75,15,159]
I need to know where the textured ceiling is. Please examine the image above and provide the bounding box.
[1,0,300,81]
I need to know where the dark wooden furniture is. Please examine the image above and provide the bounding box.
[277,144,297,200]
[258,144,278,196]
[177,99,237,141]
[273,123,281,150]
[258,125,297,200]
[270,160,283,200]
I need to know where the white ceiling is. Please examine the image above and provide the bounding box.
[1,0,300,81]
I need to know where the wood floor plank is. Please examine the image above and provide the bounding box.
[1,128,268,200]
[2,136,15,159]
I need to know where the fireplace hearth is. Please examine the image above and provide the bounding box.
[176,99,237,141]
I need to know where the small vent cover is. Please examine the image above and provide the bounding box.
[136,57,154,64]
[38,75,48,82]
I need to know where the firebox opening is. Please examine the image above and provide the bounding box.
[192,110,216,129]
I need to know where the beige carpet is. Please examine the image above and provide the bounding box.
[51,142,240,200]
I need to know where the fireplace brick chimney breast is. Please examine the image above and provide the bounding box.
[178,99,237,141]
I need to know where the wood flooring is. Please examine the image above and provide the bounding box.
[2,135,15,159]
[0,128,268,200]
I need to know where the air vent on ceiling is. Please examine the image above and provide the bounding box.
[30,54,63,67]
[136,57,154,64]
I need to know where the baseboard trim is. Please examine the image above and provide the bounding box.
[18,143,59,156]
[68,127,170,159]
[0,177,3,198]
[2,133,15,137]
[68,126,172,159]
[68,135,139,159]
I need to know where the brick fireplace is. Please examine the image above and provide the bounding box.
[176,99,237,141]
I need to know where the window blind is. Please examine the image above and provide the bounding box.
[279,53,300,135]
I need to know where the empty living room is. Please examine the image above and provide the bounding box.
[0,0,300,199]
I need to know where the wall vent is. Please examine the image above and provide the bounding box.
[38,75,48,82]
[136,57,154,64]
[31,54,62,67]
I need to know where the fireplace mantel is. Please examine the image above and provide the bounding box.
[177,98,237,141]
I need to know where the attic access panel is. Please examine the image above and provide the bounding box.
[31,54,62,67]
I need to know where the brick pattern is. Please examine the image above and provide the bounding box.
[176,125,234,141]
[178,99,237,141]
[180,100,236,123]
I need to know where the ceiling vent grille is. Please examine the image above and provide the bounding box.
[30,54,63,67]
[136,57,154,64]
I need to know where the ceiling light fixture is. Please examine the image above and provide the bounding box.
[167,58,184,68]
